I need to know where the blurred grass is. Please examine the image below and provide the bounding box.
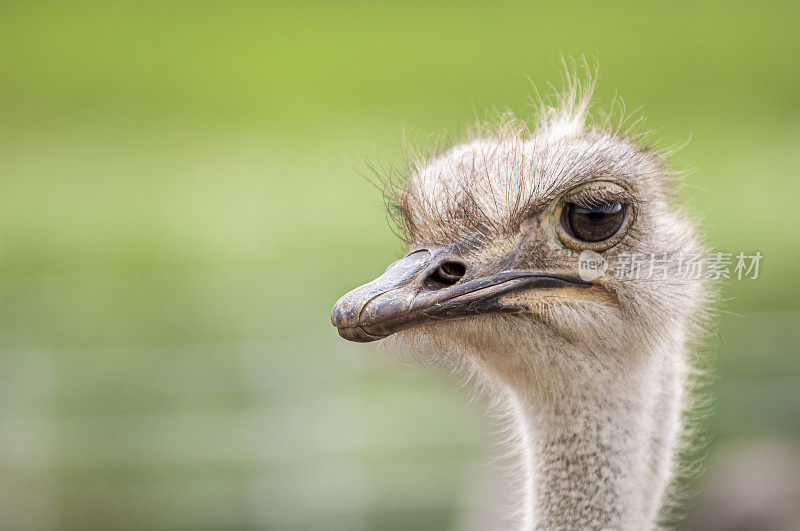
[1,1,799,529]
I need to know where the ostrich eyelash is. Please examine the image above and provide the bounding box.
[563,186,636,209]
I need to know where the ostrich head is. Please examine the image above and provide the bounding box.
[332,82,707,384]
[331,70,711,528]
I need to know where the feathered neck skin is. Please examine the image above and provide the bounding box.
[397,315,690,530]
[505,340,685,529]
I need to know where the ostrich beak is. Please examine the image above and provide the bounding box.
[331,247,591,342]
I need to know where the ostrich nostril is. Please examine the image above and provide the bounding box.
[425,261,466,289]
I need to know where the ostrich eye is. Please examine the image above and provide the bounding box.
[561,201,626,242]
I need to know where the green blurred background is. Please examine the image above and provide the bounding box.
[1,1,799,529]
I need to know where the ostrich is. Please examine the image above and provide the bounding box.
[331,70,711,529]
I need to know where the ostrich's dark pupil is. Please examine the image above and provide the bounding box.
[564,201,625,242]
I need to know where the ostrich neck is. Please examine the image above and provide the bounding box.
[498,342,686,530]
